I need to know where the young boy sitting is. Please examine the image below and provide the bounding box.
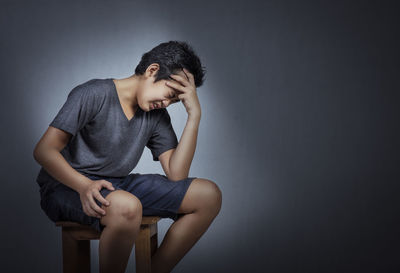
[33,40,222,273]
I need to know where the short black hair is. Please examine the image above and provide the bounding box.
[134,40,206,88]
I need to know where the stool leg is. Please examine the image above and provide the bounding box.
[136,223,159,273]
[136,225,151,273]
[62,227,91,273]
[150,231,158,257]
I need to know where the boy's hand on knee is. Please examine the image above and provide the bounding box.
[79,179,115,218]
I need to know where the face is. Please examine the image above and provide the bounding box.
[139,64,186,112]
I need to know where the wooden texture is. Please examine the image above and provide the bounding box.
[55,216,161,273]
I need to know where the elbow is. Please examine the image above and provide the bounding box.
[33,146,41,163]
[33,144,47,164]
[167,161,189,181]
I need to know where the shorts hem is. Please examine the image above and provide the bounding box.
[144,176,197,221]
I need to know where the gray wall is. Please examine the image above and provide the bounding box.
[1,0,399,272]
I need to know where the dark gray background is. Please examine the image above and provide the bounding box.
[1,0,399,272]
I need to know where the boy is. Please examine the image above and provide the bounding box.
[33,40,222,273]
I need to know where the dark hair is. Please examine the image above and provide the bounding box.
[134,40,206,88]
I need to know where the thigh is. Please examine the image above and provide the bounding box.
[40,175,126,232]
[40,182,94,227]
[119,173,197,221]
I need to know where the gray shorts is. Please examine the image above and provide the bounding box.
[39,172,196,232]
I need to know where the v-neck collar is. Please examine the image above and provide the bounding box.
[108,78,142,123]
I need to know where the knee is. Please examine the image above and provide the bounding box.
[101,190,142,224]
[196,178,222,214]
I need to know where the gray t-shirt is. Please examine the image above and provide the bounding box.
[36,78,178,194]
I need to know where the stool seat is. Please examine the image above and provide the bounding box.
[55,216,161,273]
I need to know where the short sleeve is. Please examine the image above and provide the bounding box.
[146,109,179,161]
[49,84,99,137]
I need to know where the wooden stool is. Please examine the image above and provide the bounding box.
[55,216,161,273]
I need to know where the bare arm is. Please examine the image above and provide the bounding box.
[164,68,202,181]
[33,126,92,194]
[168,115,200,181]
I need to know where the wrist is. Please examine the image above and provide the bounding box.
[188,113,201,123]
[77,177,92,194]
[186,117,200,128]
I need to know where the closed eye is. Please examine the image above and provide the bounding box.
[171,97,180,103]
[168,91,180,101]
[170,96,180,103]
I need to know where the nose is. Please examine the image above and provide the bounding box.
[162,99,171,107]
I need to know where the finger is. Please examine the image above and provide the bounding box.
[85,200,103,218]
[183,68,195,85]
[166,80,186,93]
[102,181,115,191]
[169,74,188,87]
[84,203,102,218]
[93,190,110,206]
[87,192,106,216]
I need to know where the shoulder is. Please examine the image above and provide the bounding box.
[69,78,110,97]
[59,79,111,118]
[66,78,112,107]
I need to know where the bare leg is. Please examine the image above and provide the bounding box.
[151,178,222,273]
[98,190,143,273]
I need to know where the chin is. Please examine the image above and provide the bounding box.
[139,102,150,112]
[147,102,154,112]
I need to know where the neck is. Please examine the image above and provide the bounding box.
[113,74,141,109]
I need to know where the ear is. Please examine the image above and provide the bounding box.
[146,63,160,78]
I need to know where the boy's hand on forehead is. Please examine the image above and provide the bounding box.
[167,75,185,95]
[165,68,201,118]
